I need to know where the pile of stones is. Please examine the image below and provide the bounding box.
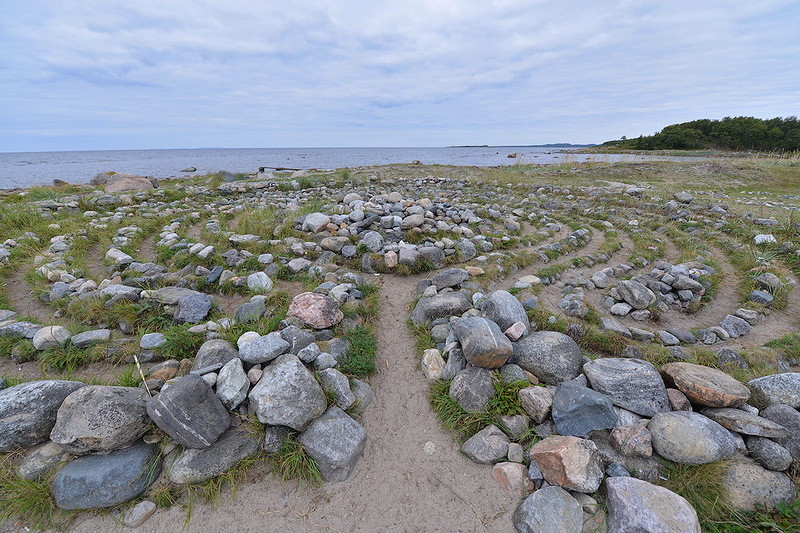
[411,270,799,532]
[0,287,372,517]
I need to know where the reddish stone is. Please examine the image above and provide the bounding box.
[287,292,344,330]
[661,362,750,407]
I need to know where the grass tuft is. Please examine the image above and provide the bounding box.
[339,326,377,378]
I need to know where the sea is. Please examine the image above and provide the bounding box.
[0,146,701,189]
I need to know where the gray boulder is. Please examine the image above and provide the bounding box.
[70,329,111,348]
[51,442,160,509]
[481,290,530,335]
[318,368,356,410]
[430,268,469,288]
[175,293,212,324]
[215,358,249,410]
[648,411,736,464]
[606,476,700,533]
[720,457,796,510]
[461,425,510,464]
[719,314,751,338]
[513,486,582,533]
[451,317,513,369]
[515,331,583,384]
[748,373,800,409]
[700,407,788,438]
[551,382,617,438]
[249,354,326,430]
[0,380,86,452]
[449,367,494,413]
[192,339,238,374]
[760,404,800,460]
[280,326,316,353]
[238,333,290,365]
[147,374,230,448]
[583,358,669,417]
[298,406,367,482]
[409,291,472,325]
[616,280,656,309]
[746,436,793,471]
[50,385,149,454]
[168,428,260,484]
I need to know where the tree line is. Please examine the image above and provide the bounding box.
[605,116,800,152]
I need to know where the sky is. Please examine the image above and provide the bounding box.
[1,0,799,152]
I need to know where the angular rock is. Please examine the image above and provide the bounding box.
[175,293,212,324]
[451,316,513,369]
[318,368,356,410]
[421,348,446,381]
[238,333,289,365]
[700,407,788,438]
[481,290,530,335]
[303,212,330,233]
[513,486,583,533]
[492,462,532,497]
[746,436,793,471]
[168,427,260,484]
[70,329,111,348]
[606,477,700,533]
[515,331,583,384]
[616,280,656,309]
[551,382,617,438]
[147,374,230,448]
[249,354,326,430]
[19,441,65,481]
[529,436,604,493]
[719,314,751,338]
[720,457,796,510]
[610,420,653,457]
[519,386,553,424]
[32,326,71,350]
[50,385,149,454]
[287,292,343,329]
[661,362,750,407]
[52,442,160,509]
[760,403,800,460]
[0,380,86,452]
[449,367,494,413]
[648,411,737,464]
[298,406,366,482]
[584,358,670,417]
[192,339,238,373]
[747,373,800,409]
[430,268,469,289]
[461,425,510,464]
[247,272,273,293]
[215,358,249,410]
[409,291,472,325]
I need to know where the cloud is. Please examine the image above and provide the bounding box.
[0,0,799,150]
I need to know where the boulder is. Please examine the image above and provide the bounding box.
[318,368,356,410]
[661,362,750,407]
[246,272,273,293]
[512,486,583,533]
[529,436,604,493]
[175,293,212,324]
[700,407,788,438]
[449,367,494,413]
[51,442,160,509]
[515,331,583,384]
[584,358,669,417]
[430,268,469,288]
[238,333,290,365]
[50,385,149,454]
[287,292,343,329]
[720,457,796,510]
[303,213,330,233]
[147,374,230,448]
[760,404,800,460]
[606,477,700,533]
[518,386,553,424]
[616,280,656,309]
[168,428,260,484]
[70,329,111,348]
[249,354,326,430]
[18,441,65,481]
[451,317,513,369]
[481,290,530,335]
[648,411,736,464]
[192,339,238,373]
[32,326,71,350]
[409,291,472,325]
[215,358,249,410]
[551,382,617,438]
[298,407,367,482]
[461,425,510,464]
[745,436,793,471]
[0,380,85,452]
[105,173,154,193]
[719,314,751,338]
[747,373,800,409]
[492,462,533,497]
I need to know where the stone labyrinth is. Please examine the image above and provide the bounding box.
[0,163,799,532]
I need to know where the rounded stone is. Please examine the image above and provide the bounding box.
[661,362,750,407]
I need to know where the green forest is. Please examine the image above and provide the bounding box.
[605,116,800,152]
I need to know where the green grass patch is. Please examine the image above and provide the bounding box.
[39,344,103,373]
[0,454,75,529]
[764,333,800,360]
[266,437,322,485]
[339,326,377,378]
[161,324,205,360]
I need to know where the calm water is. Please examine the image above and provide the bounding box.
[0,146,699,189]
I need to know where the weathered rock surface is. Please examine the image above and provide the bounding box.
[648,411,737,464]
[298,407,366,482]
[168,428,260,484]
[451,316,513,369]
[529,436,604,493]
[461,425,510,464]
[481,290,530,335]
[606,476,700,533]
[50,385,149,454]
[584,358,670,417]
[249,354,326,430]
[515,331,583,384]
[551,382,617,438]
[192,339,238,373]
[759,403,800,460]
[410,291,472,325]
[238,333,290,364]
[147,374,230,448]
[720,457,796,510]
[287,292,343,329]
[661,362,750,407]
[700,407,788,438]
[512,485,583,533]
[0,380,85,452]
[51,442,160,509]
[449,367,494,413]
[747,373,800,409]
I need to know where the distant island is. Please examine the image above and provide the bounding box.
[603,116,800,152]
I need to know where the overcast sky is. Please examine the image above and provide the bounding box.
[1,0,798,152]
